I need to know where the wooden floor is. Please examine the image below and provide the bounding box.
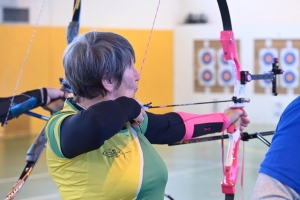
[0,124,275,200]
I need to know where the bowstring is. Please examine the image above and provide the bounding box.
[137,0,161,84]
[0,0,47,140]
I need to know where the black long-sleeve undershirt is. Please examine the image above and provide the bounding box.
[60,97,186,158]
[0,88,47,125]
[144,112,185,144]
[60,97,141,158]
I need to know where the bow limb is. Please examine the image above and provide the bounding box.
[63,0,81,91]
[67,0,81,44]
[222,119,241,199]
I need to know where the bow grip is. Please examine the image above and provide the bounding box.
[227,123,236,133]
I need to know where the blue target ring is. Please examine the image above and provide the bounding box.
[202,52,212,64]
[284,52,296,65]
[284,71,296,84]
[221,70,232,83]
[263,53,274,65]
[201,69,213,82]
[220,54,228,65]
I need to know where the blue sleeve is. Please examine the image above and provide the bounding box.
[259,95,300,194]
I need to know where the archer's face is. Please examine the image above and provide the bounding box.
[112,63,140,98]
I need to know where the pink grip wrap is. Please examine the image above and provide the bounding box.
[177,112,230,140]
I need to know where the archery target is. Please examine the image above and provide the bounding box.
[258,48,279,91]
[202,52,212,64]
[259,49,278,68]
[280,48,298,67]
[280,47,299,88]
[254,39,300,95]
[283,52,296,65]
[198,67,216,86]
[280,70,298,87]
[217,48,229,67]
[263,53,274,65]
[284,71,296,83]
[218,68,233,86]
[194,39,237,93]
[217,48,233,86]
[221,70,232,83]
[198,48,216,67]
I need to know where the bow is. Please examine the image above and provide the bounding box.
[217,1,282,199]
[67,0,81,44]
[168,1,280,199]
[4,1,81,199]
[217,1,244,199]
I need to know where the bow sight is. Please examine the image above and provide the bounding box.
[231,58,283,104]
[241,58,284,96]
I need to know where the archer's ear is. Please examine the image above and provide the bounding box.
[102,78,114,92]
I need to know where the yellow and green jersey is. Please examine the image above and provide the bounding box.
[46,100,168,200]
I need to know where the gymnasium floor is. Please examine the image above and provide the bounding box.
[0,124,275,200]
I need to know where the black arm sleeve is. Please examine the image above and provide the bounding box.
[60,97,141,158]
[0,88,47,124]
[144,112,186,145]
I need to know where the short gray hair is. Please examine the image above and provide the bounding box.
[63,31,135,99]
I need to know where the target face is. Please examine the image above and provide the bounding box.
[201,69,213,82]
[284,52,296,65]
[220,54,228,65]
[283,71,296,84]
[262,52,274,65]
[221,70,232,83]
[202,52,213,64]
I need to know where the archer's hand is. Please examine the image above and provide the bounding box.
[224,108,250,131]
[43,87,69,113]
[46,87,68,104]
[131,98,146,127]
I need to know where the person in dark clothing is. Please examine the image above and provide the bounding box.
[0,87,67,125]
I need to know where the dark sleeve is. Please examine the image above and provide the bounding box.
[60,97,141,158]
[0,88,47,124]
[144,112,186,145]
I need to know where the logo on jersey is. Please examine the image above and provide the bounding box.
[102,147,130,158]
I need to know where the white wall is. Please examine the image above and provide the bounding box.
[178,0,300,26]
[0,0,300,28]
[0,0,181,29]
